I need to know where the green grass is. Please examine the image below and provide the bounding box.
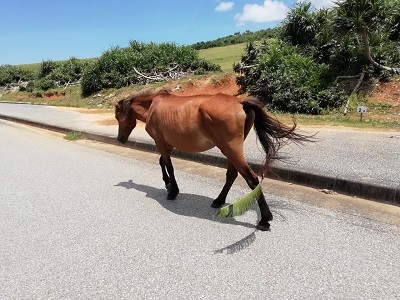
[198,43,246,72]
[64,131,85,141]
[17,63,41,73]
[276,111,400,130]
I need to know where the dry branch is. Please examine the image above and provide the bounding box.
[132,65,189,84]
[343,69,366,115]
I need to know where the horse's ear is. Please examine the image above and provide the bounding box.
[122,99,134,113]
[110,100,118,107]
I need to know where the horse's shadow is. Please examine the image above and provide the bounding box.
[115,179,255,229]
[115,179,265,254]
[115,179,297,254]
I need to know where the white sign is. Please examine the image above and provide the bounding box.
[357,106,367,113]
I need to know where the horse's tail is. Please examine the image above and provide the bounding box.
[242,97,313,176]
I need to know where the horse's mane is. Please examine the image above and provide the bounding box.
[125,88,171,102]
[117,88,171,115]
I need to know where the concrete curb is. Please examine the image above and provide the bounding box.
[1,114,399,205]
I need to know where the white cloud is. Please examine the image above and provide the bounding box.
[234,0,289,26]
[215,2,234,12]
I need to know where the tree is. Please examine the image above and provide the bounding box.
[333,0,400,74]
[280,2,315,46]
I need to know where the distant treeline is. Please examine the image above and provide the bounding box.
[191,28,279,50]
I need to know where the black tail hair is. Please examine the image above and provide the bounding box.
[242,98,314,176]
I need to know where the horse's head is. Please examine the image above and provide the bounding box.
[112,98,137,144]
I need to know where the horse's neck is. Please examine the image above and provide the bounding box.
[132,98,152,122]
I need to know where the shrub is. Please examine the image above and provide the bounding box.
[80,63,102,96]
[50,57,87,84]
[26,78,56,92]
[0,65,34,85]
[81,41,221,95]
[235,40,346,114]
[26,58,88,92]
[279,0,400,80]
[39,60,57,78]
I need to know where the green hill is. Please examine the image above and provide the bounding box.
[198,43,246,72]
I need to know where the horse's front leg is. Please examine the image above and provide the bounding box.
[160,155,179,200]
[159,156,171,189]
[211,160,238,208]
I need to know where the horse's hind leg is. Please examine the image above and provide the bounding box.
[211,161,238,208]
[243,167,273,231]
[212,109,254,208]
[256,194,273,231]
[229,155,273,231]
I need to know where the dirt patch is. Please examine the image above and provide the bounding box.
[58,107,114,115]
[43,91,66,100]
[62,108,145,127]
[369,78,400,105]
[97,118,118,126]
[365,78,400,124]
[56,106,116,126]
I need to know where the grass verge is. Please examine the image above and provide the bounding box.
[64,131,85,141]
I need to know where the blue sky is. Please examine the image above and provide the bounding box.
[0,0,333,65]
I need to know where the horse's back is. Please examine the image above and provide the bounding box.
[145,93,248,153]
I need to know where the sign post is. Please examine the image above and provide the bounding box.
[357,106,367,122]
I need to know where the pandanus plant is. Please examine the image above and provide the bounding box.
[333,0,400,74]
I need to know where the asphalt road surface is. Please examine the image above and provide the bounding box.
[1,120,399,300]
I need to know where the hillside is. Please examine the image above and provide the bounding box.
[198,43,246,72]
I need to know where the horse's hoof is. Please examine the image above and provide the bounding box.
[211,199,224,208]
[210,202,222,208]
[167,188,179,200]
[256,221,271,231]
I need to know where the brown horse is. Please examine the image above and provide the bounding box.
[113,89,308,231]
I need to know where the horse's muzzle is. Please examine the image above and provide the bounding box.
[117,135,127,144]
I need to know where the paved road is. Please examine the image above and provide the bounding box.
[1,121,400,299]
[0,102,399,203]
